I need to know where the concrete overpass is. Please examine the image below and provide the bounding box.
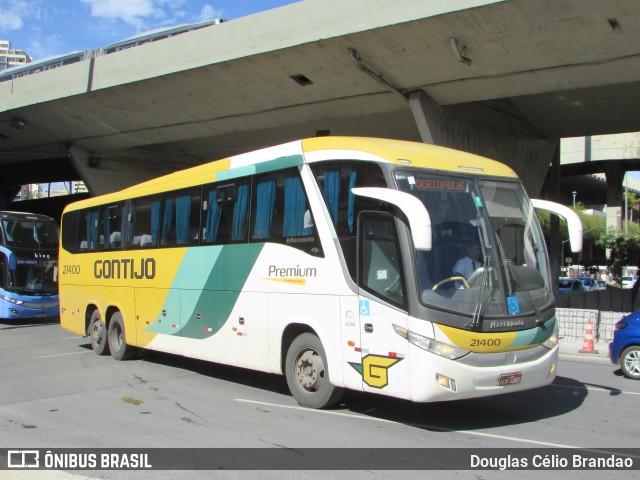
[1,0,640,209]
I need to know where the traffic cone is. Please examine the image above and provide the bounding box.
[579,319,599,354]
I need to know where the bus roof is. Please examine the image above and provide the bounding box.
[301,137,517,177]
[63,137,517,212]
[0,210,57,222]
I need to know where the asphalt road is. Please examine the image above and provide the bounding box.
[1,319,639,480]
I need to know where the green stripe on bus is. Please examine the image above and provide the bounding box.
[215,155,303,182]
[146,243,264,339]
[510,317,556,347]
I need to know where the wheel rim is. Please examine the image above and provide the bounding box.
[111,323,123,351]
[295,348,325,393]
[91,320,104,347]
[623,350,640,376]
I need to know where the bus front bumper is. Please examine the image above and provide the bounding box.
[1,294,59,320]
[409,344,559,403]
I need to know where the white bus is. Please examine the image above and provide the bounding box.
[59,137,582,408]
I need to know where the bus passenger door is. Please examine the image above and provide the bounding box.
[356,213,411,400]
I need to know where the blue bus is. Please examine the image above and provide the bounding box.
[0,211,59,320]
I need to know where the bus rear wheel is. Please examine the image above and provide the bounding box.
[108,312,137,361]
[88,310,109,355]
[285,333,343,409]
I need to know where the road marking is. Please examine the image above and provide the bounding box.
[60,336,83,340]
[552,383,640,396]
[35,351,92,359]
[237,398,640,460]
[236,398,579,448]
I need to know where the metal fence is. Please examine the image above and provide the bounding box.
[556,308,629,344]
[555,288,636,312]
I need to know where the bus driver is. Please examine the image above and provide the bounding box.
[453,242,482,280]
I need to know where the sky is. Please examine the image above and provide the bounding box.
[1,0,300,61]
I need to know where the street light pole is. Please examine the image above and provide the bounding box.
[625,174,629,238]
[572,191,577,208]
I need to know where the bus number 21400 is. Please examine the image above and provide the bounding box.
[63,265,81,275]
[470,338,501,347]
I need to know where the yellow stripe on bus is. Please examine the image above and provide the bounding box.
[436,324,524,353]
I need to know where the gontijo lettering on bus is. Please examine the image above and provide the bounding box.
[94,258,156,279]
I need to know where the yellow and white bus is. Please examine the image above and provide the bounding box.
[59,137,582,408]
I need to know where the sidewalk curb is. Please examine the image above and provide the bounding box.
[559,341,610,362]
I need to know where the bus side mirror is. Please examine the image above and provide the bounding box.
[0,246,17,270]
[531,199,583,253]
[351,187,432,251]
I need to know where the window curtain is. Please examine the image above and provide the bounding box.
[127,205,136,247]
[283,176,307,237]
[348,170,357,233]
[87,211,99,250]
[151,201,161,246]
[204,190,221,243]
[324,170,340,226]
[103,212,111,249]
[232,184,249,241]
[119,206,127,249]
[160,198,174,245]
[176,195,191,245]
[253,180,275,239]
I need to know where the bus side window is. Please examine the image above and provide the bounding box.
[127,196,160,248]
[78,209,99,251]
[100,204,124,251]
[283,174,311,238]
[252,177,278,240]
[61,210,80,253]
[202,182,250,244]
[160,187,201,247]
[311,162,386,276]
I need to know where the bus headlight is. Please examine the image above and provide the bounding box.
[1,295,23,305]
[542,323,559,349]
[394,325,469,360]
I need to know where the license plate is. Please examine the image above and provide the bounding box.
[498,372,522,386]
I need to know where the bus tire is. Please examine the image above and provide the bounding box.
[285,333,343,409]
[88,310,109,356]
[108,312,137,361]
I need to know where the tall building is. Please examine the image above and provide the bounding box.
[0,40,31,71]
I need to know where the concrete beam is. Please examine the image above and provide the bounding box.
[403,97,556,197]
[68,144,181,196]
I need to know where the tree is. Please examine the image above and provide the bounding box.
[626,191,640,223]
[537,202,608,241]
[606,237,640,280]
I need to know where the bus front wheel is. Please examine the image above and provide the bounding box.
[88,310,109,356]
[108,312,137,361]
[285,333,343,409]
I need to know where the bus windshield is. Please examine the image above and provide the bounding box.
[1,218,59,248]
[395,172,552,320]
[0,218,59,295]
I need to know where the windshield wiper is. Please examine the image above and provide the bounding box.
[468,253,492,329]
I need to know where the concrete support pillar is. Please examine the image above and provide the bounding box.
[547,144,562,293]
[68,144,98,195]
[603,163,624,232]
[407,90,439,144]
